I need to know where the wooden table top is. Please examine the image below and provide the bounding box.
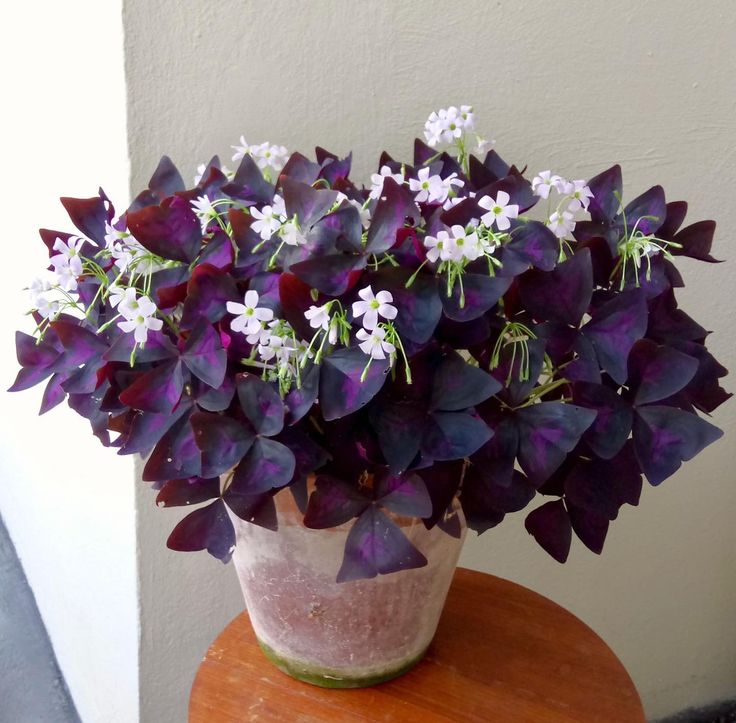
[190,567,644,722]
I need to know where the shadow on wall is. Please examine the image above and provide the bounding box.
[0,515,79,723]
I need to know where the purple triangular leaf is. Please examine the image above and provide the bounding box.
[501,221,558,272]
[422,411,493,462]
[525,499,572,563]
[627,340,698,406]
[336,506,428,582]
[587,165,622,223]
[284,363,319,424]
[319,347,390,421]
[374,471,432,518]
[181,320,227,389]
[430,351,501,411]
[633,405,723,486]
[148,155,185,200]
[222,488,277,530]
[582,289,648,384]
[236,373,284,436]
[567,504,609,554]
[514,402,597,484]
[60,193,110,246]
[518,249,594,326]
[673,220,721,263]
[142,411,201,482]
[289,253,364,296]
[303,475,371,528]
[191,411,254,478]
[573,382,633,460]
[127,195,202,263]
[281,177,338,229]
[230,437,295,494]
[441,273,512,322]
[156,477,221,507]
[372,400,426,474]
[181,263,240,329]
[364,177,419,254]
[118,360,184,414]
[166,499,235,562]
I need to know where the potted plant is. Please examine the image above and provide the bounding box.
[11,105,728,688]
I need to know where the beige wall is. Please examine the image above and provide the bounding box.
[124,1,736,720]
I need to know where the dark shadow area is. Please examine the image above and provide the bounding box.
[0,515,80,723]
[655,700,736,723]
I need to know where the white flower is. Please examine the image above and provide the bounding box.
[250,142,290,173]
[227,290,274,335]
[104,221,128,248]
[369,165,405,200]
[256,321,299,367]
[352,286,398,330]
[424,230,453,263]
[459,105,475,131]
[348,198,371,229]
[478,191,519,231]
[327,317,340,345]
[110,238,155,275]
[304,304,331,331]
[191,195,218,233]
[108,284,127,309]
[409,167,444,203]
[447,225,482,262]
[251,203,284,241]
[564,180,594,212]
[548,210,576,239]
[475,137,494,155]
[231,136,251,162]
[356,326,395,360]
[531,171,564,200]
[281,219,307,246]
[117,293,162,344]
[28,273,62,319]
[50,236,85,284]
[271,193,287,219]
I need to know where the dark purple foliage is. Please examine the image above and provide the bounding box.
[11,133,727,581]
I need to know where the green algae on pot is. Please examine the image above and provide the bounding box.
[230,489,465,688]
[257,639,428,688]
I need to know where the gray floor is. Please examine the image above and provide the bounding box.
[0,515,79,723]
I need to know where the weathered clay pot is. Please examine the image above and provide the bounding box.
[230,488,466,688]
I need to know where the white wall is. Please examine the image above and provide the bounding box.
[0,2,139,722]
[123,1,735,720]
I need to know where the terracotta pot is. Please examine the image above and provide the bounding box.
[229,488,466,688]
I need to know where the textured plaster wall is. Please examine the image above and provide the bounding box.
[0,2,139,722]
[123,1,736,720]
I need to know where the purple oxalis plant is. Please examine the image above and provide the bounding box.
[10,107,729,580]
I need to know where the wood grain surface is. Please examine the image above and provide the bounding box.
[189,567,645,722]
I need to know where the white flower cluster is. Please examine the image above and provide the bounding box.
[531,171,593,239]
[351,286,397,360]
[105,221,157,275]
[423,105,492,156]
[424,105,475,147]
[231,136,290,174]
[422,190,518,266]
[227,291,312,380]
[369,165,405,201]
[112,287,163,344]
[409,167,464,205]
[28,236,88,320]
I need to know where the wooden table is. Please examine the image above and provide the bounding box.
[190,568,644,722]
